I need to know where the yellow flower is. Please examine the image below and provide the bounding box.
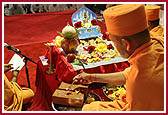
[80,54,86,58]
[55,36,63,47]
[106,55,112,58]
[108,93,117,100]
[106,52,116,58]
[104,58,110,61]
[75,90,80,94]
[84,23,92,28]
[80,40,86,44]
[89,39,95,43]
[96,38,101,42]
[93,57,99,62]
[87,58,93,63]
[86,97,95,104]
[76,56,80,59]
[96,43,108,53]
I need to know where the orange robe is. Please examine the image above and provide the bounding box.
[4,75,34,111]
[150,25,164,39]
[82,37,164,111]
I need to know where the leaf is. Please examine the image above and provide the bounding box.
[72,59,83,66]
[63,32,73,38]
[72,28,79,38]
[57,29,78,39]
[57,31,63,36]
[76,58,87,65]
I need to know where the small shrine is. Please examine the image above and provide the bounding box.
[72,6,102,39]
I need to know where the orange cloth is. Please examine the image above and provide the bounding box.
[145,5,160,21]
[82,37,164,111]
[82,100,130,111]
[123,37,164,111]
[103,4,147,36]
[150,25,164,38]
[4,75,34,111]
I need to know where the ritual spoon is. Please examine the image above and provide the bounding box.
[66,79,78,91]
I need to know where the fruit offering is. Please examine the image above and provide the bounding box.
[67,53,76,63]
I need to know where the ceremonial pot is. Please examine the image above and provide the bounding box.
[61,37,78,54]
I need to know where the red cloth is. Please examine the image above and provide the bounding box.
[29,46,129,111]
[28,61,59,111]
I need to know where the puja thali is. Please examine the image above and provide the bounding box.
[102,84,126,101]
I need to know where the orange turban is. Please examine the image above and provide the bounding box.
[145,5,160,21]
[103,4,148,36]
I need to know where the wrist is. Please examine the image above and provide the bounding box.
[88,74,97,83]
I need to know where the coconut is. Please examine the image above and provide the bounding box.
[62,24,76,34]
[57,22,78,39]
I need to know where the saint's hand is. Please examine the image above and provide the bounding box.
[4,64,13,73]
[73,72,91,84]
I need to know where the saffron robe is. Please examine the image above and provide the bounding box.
[150,25,164,38]
[82,37,164,111]
[4,75,34,111]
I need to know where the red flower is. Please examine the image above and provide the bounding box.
[74,21,82,28]
[83,47,88,51]
[88,46,95,53]
[99,56,106,59]
[91,19,98,25]
[107,44,114,50]
[81,59,87,62]
[102,32,110,41]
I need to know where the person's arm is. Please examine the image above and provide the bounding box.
[73,72,126,85]
[11,70,19,82]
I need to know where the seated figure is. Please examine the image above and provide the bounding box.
[4,64,34,111]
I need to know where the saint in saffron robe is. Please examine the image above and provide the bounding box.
[82,37,164,111]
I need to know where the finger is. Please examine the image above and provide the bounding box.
[8,66,13,70]
[73,79,78,83]
[5,64,13,67]
[73,74,81,80]
[6,64,13,69]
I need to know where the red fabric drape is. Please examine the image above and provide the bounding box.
[29,46,129,111]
